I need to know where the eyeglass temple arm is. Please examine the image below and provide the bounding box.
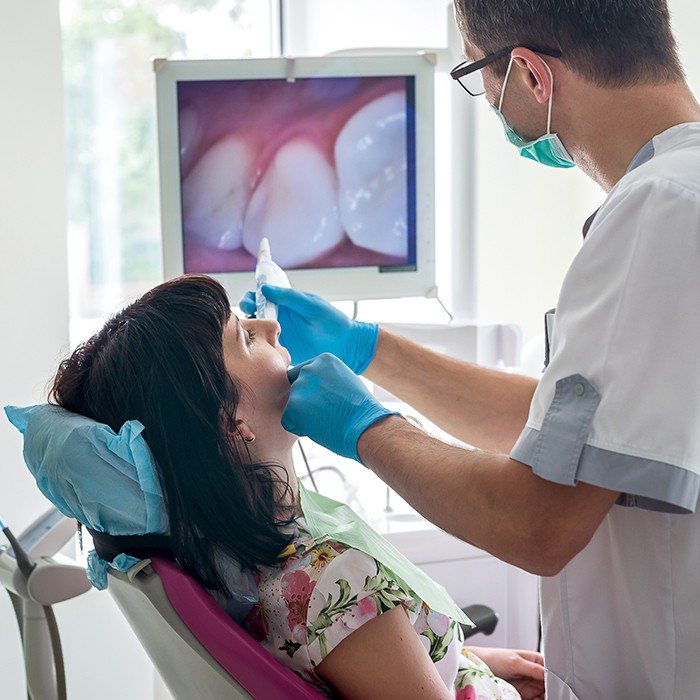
[450,45,562,80]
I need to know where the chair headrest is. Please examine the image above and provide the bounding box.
[4,404,169,588]
[3,404,258,608]
[4,404,168,536]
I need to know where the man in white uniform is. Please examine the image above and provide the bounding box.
[242,1,700,697]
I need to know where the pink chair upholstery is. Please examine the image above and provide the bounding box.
[150,557,326,699]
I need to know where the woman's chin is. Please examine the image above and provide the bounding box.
[278,345,292,367]
[282,427,299,446]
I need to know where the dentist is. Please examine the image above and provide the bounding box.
[242,1,700,697]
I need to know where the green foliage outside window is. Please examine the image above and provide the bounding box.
[62,0,256,318]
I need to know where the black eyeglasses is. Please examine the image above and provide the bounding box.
[450,45,563,97]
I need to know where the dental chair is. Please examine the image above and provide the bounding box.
[0,509,324,699]
[2,512,500,700]
[105,552,497,700]
[107,556,325,699]
[4,403,498,699]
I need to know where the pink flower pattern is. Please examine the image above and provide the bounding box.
[338,595,378,633]
[238,520,520,699]
[281,569,317,643]
[456,686,477,700]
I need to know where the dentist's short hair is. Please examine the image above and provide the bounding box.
[455,0,685,87]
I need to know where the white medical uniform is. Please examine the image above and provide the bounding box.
[511,122,700,700]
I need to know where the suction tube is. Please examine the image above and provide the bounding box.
[1,517,36,578]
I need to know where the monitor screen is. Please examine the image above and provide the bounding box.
[176,75,417,274]
[156,55,435,302]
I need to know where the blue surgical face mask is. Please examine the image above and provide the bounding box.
[492,57,576,169]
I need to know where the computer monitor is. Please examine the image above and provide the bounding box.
[155,54,436,302]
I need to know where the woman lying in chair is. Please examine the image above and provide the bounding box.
[49,275,544,700]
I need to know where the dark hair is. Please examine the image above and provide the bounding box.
[455,0,684,87]
[49,274,294,594]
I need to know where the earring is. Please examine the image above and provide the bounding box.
[243,435,256,444]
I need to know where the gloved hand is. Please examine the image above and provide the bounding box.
[282,353,400,462]
[239,286,379,373]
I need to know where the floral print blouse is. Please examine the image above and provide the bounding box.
[240,517,520,699]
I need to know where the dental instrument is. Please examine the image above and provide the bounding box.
[255,237,291,321]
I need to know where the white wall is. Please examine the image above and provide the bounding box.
[0,2,69,533]
[283,0,448,54]
[475,0,700,343]
[472,100,602,343]
[0,4,158,699]
[0,3,70,696]
[671,0,700,93]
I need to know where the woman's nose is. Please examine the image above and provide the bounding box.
[258,319,281,345]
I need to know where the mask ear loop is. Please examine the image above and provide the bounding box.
[498,56,515,112]
[542,60,554,136]
[499,55,556,136]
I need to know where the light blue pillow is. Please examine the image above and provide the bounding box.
[4,403,259,614]
[4,404,168,536]
[4,404,168,589]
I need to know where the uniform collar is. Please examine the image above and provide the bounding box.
[625,122,700,174]
[583,135,654,239]
[626,138,655,174]
[582,209,599,239]
[582,122,700,238]
[648,121,700,158]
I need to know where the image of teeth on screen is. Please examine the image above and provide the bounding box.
[177,75,417,272]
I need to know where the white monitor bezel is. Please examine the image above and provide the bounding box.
[155,54,436,303]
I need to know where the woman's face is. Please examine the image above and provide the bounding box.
[222,314,294,452]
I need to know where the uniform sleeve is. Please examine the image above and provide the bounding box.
[304,548,417,667]
[511,177,700,514]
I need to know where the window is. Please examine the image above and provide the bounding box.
[62,0,276,346]
[63,0,459,347]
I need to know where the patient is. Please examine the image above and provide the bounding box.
[49,275,544,700]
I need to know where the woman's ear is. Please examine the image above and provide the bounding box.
[220,410,256,444]
[233,419,256,444]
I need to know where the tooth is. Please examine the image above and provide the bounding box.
[334,91,408,258]
[243,139,344,267]
[179,107,202,173]
[182,135,255,250]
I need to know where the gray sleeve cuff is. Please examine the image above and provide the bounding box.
[511,374,700,514]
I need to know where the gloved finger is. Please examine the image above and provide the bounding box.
[287,365,302,385]
[238,291,256,315]
[281,414,295,434]
[261,285,320,316]
[281,407,300,435]
[281,376,312,434]
[286,357,316,384]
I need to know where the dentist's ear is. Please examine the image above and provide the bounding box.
[511,49,553,104]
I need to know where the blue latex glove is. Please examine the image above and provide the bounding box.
[282,354,400,462]
[239,286,379,374]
